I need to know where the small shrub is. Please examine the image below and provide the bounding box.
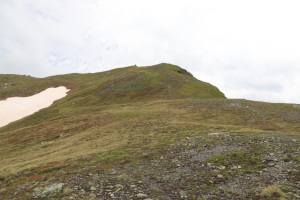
[260,185,287,199]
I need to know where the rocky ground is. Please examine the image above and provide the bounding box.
[1,132,299,199]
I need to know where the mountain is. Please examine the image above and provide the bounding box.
[1,63,225,101]
[0,63,299,199]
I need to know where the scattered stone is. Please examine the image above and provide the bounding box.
[80,189,86,194]
[180,190,188,198]
[137,193,148,198]
[32,183,64,198]
[208,133,219,136]
[232,165,242,169]
[293,104,300,109]
[117,173,129,180]
[207,163,213,167]
[292,194,300,198]
[115,184,123,189]
[88,193,97,199]
[63,187,73,195]
[268,163,275,167]
[90,186,97,191]
[115,184,123,192]
[4,129,300,199]
[218,166,226,170]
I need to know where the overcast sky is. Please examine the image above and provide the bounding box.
[1,0,300,104]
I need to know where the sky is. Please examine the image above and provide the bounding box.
[0,0,300,104]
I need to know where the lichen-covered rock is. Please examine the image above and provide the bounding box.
[32,183,64,198]
[137,193,148,198]
[90,186,97,191]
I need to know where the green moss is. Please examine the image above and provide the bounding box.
[206,151,265,174]
[179,81,226,99]
[293,156,300,162]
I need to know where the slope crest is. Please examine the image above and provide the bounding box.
[68,63,226,105]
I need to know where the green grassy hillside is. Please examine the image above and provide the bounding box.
[0,64,299,199]
[0,63,225,132]
[0,63,226,170]
[0,63,225,101]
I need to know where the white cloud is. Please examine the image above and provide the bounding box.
[0,0,300,104]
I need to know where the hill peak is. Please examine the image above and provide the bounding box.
[141,63,194,77]
[71,63,225,104]
[0,64,226,104]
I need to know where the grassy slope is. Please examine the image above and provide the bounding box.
[0,63,299,199]
[0,63,226,173]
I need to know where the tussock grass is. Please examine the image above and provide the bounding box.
[260,185,288,199]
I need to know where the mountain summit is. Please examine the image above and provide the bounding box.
[67,63,226,105]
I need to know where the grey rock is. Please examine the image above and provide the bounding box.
[217,174,224,178]
[292,194,300,198]
[137,193,148,198]
[218,166,226,170]
[180,190,188,198]
[293,105,300,109]
[32,183,64,198]
[88,193,97,199]
[268,163,275,167]
[207,163,213,167]
[90,186,97,191]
